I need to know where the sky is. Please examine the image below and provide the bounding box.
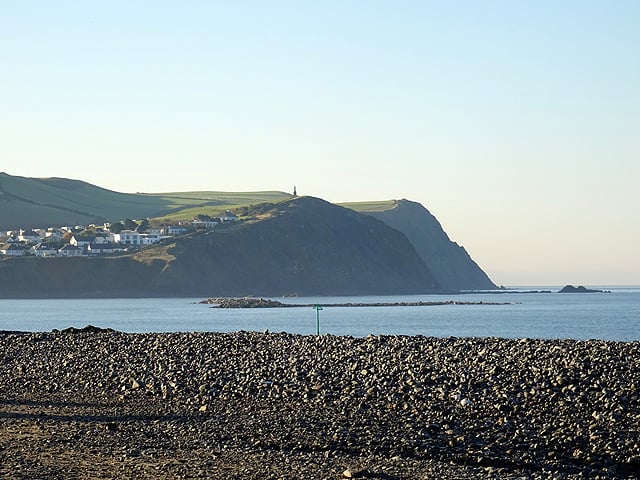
[2,1,639,286]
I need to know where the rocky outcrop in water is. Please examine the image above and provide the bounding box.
[200,297,291,308]
[1,330,638,478]
[558,285,609,293]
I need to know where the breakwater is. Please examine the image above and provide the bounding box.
[199,297,510,308]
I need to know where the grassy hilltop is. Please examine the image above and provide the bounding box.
[0,172,291,229]
[0,172,170,228]
[0,172,409,228]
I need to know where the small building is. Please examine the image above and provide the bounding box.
[140,233,163,245]
[167,225,189,236]
[192,220,219,229]
[219,210,239,222]
[1,243,28,256]
[115,231,163,246]
[88,242,126,255]
[70,235,96,248]
[115,230,142,245]
[96,232,118,243]
[18,229,42,243]
[93,234,110,245]
[58,244,85,257]
[44,228,64,241]
[31,243,59,257]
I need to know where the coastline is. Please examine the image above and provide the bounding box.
[1,330,638,478]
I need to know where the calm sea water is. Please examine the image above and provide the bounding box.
[0,287,638,341]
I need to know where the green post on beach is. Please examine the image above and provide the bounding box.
[313,304,323,335]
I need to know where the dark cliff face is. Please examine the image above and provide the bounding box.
[367,200,497,291]
[0,197,440,298]
[156,197,440,296]
[0,255,166,298]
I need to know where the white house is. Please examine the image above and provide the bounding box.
[192,220,218,229]
[219,210,239,222]
[98,232,118,243]
[44,228,64,241]
[1,243,27,256]
[92,234,110,244]
[58,244,85,257]
[116,230,143,245]
[116,230,164,246]
[70,235,96,248]
[143,234,161,245]
[88,242,126,255]
[18,229,42,243]
[167,225,189,235]
[31,243,58,257]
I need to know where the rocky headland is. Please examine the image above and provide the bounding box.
[1,330,638,479]
[0,197,442,298]
[0,196,503,299]
[366,200,497,291]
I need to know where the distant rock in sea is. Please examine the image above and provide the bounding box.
[558,285,609,293]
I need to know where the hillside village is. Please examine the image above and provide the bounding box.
[0,211,239,258]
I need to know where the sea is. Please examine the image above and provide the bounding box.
[0,286,638,341]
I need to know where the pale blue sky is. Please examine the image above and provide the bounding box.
[2,1,639,285]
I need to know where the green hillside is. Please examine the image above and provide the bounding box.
[339,200,397,212]
[0,173,168,228]
[0,172,385,229]
[150,191,291,223]
[0,173,291,229]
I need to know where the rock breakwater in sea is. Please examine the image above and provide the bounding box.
[200,297,510,308]
[1,330,638,479]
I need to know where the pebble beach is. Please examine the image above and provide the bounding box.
[1,329,639,479]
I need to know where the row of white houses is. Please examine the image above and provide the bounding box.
[1,212,240,258]
[0,228,176,257]
[0,241,130,257]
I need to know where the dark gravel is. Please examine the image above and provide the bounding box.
[1,329,638,479]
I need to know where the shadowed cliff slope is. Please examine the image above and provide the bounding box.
[366,200,497,290]
[151,197,440,296]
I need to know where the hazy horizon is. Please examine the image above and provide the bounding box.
[2,2,638,286]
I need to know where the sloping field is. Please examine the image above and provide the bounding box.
[1,172,401,229]
[149,191,291,222]
[0,172,291,228]
[339,199,397,213]
[0,173,170,228]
